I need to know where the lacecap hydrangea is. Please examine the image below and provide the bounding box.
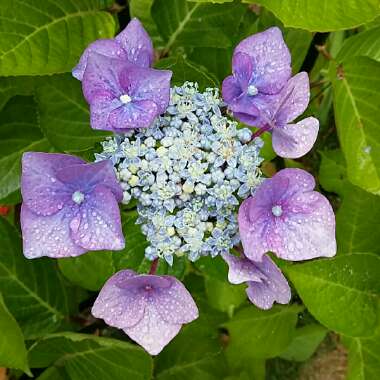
[96,82,264,264]
[19,17,336,356]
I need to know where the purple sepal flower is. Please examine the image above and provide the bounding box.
[92,270,199,355]
[73,18,154,81]
[82,53,172,131]
[222,27,291,125]
[21,152,125,259]
[222,252,291,310]
[238,168,336,262]
[264,72,319,158]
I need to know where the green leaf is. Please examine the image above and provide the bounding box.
[35,74,110,152]
[329,56,380,195]
[155,300,227,380]
[0,96,51,203]
[224,305,301,359]
[0,76,34,110]
[286,253,380,337]
[279,324,327,362]
[246,0,380,32]
[343,332,380,380]
[319,150,347,195]
[28,332,153,380]
[0,218,70,338]
[152,0,246,52]
[0,0,116,76]
[156,55,219,89]
[205,276,246,314]
[0,293,29,373]
[337,27,380,63]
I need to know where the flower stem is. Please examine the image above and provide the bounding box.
[149,258,159,275]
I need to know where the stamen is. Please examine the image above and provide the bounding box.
[72,191,85,204]
[120,94,132,104]
[271,205,283,217]
[247,85,258,96]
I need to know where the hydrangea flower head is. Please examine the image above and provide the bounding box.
[73,18,154,81]
[21,152,124,258]
[96,82,264,264]
[238,168,336,262]
[260,72,319,158]
[222,27,291,126]
[82,53,172,131]
[222,252,291,309]
[92,269,198,355]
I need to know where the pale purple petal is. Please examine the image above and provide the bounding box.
[153,276,199,324]
[274,72,311,126]
[245,255,291,309]
[89,97,122,131]
[232,52,253,90]
[119,65,172,114]
[234,27,291,94]
[221,252,264,284]
[272,117,319,158]
[123,302,182,355]
[92,270,146,329]
[21,152,84,216]
[69,185,125,251]
[72,39,127,81]
[56,160,123,202]
[21,204,85,259]
[108,100,158,130]
[115,18,154,68]
[238,168,336,262]
[222,75,242,103]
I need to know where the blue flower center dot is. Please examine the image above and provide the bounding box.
[72,191,85,204]
[120,94,132,104]
[271,205,283,217]
[247,85,258,96]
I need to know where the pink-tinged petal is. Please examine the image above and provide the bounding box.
[232,52,253,89]
[21,204,85,259]
[154,276,198,324]
[72,39,127,81]
[56,160,123,202]
[272,117,319,159]
[119,65,172,114]
[274,72,311,125]
[21,152,84,216]
[235,27,291,94]
[108,100,158,130]
[272,168,315,196]
[70,185,125,251]
[89,97,123,131]
[82,53,129,104]
[221,252,265,284]
[222,75,242,103]
[245,255,291,309]
[269,191,336,261]
[123,302,182,355]
[115,18,154,68]
[92,270,146,329]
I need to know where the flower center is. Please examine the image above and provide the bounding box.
[72,191,85,204]
[247,85,258,96]
[119,94,132,104]
[271,205,283,217]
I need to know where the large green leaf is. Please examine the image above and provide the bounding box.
[0,76,34,110]
[0,293,29,373]
[35,74,110,152]
[0,96,51,203]
[224,305,301,359]
[29,333,153,380]
[319,150,380,255]
[330,56,380,195]
[155,300,227,380]
[156,55,219,89]
[286,253,380,337]
[0,219,70,338]
[152,0,246,52]
[343,332,380,380]
[337,27,380,63]
[246,0,380,32]
[0,0,115,76]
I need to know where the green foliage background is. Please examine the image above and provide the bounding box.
[0,0,380,379]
